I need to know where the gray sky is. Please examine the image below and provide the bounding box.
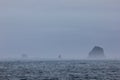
[0,0,120,59]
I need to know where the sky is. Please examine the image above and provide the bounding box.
[0,0,120,60]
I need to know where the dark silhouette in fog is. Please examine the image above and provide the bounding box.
[58,54,62,59]
[88,46,105,59]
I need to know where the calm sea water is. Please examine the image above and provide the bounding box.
[0,60,120,80]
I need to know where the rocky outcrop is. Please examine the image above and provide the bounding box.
[88,46,105,59]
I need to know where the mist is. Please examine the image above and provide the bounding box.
[0,0,120,60]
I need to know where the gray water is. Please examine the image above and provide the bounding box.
[0,60,120,80]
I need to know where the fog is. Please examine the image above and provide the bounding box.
[0,0,120,60]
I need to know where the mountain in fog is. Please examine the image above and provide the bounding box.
[88,46,106,59]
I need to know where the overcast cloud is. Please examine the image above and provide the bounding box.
[0,0,120,59]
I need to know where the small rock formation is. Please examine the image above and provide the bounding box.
[21,54,28,60]
[88,46,105,59]
[58,54,62,59]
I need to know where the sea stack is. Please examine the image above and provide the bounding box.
[88,46,105,59]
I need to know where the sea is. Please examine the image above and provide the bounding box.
[0,60,120,80]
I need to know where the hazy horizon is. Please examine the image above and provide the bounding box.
[0,0,120,60]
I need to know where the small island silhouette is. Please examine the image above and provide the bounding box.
[88,46,106,59]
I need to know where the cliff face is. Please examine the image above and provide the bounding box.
[88,46,105,59]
